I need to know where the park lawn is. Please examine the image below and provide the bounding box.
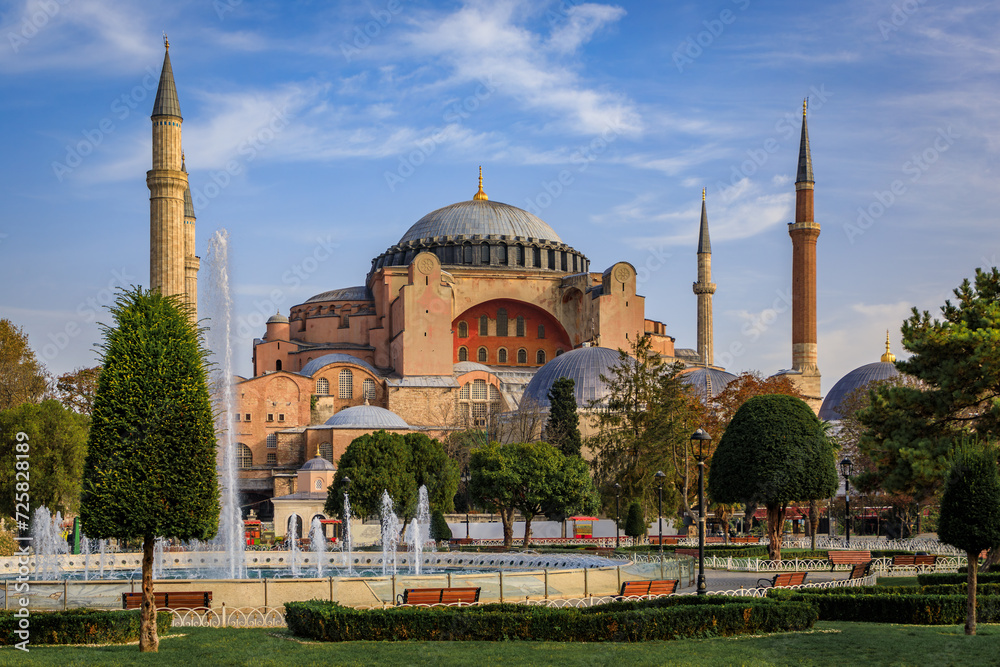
[2,622,999,666]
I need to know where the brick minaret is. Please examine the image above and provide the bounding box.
[148,36,196,318]
[693,188,716,366]
[788,99,821,408]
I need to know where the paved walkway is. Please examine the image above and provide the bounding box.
[679,567,846,593]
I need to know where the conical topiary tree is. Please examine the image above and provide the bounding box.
[430,508,452,542]
[938,442,1000,636]
[546,377,582,458]
[81,288,219,653]
[624,500,646,543]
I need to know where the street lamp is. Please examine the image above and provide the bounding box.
[654,471,666,553]
[691,428,712,596]
[614,483,621,550]
[840,457,853,547]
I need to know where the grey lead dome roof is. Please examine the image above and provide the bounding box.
[521,346,628,409]
[681,367,738,401]
[324,405,410,429]
[299,456,335,472]
[300,354,379,378]
[818,361,900,421]
[398,200,562,245]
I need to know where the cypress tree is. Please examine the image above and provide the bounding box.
[624,500,646,541]
[430,508,452,542]
[546,376,582,457]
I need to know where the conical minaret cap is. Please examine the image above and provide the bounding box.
[697,188,711,254]
[796,98,813,184]
[152,39,182,119]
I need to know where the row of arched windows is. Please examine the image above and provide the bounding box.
[458,311,544,339]
[314,370,377,400]
[458,346,554,365]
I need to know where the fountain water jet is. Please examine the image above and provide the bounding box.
[406,486,431,575]
[380,491,401,576]
[343,493,354,576]
[309,517,325,578]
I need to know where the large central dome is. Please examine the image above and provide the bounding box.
[398,199,562,245]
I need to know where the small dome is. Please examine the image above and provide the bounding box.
[521,346,628,409]
[398,199,562,245]
[300,354,379,378]
[324,405,410,429]
[681,367,738,401]
[819,361,900,421]
[454,361,493,375]
[305,286,372,304]
[299,456,335,472]
[267,312,288,324]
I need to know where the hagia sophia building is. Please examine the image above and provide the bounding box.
[145,43,867,521]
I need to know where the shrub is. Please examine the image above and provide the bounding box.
[775,592,1000,625]
[624,501,645,540]
[918,572,1000,586]
[0,609,172,645]
[285,597,816,642]
[430,509,452,542]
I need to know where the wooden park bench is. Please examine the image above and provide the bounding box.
[122,591,212,610]
[618,579,678,598]
[828,550,872,570]
[396,587,481,606]
[448,538,474,550]
[731,536,761,544]
[891,554,937,571]
[675,548,699,558]
[846,561,873,581]
[757,572,808,589]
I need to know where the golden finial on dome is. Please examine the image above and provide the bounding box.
[803,97,807,116]
[880,330,896,363]
[473,166,488,201]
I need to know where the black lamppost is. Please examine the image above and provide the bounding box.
[840,457,853,547]
[654,471,666,553]
[463,465,471,539]
[614,483,621,549]
[691,428,711,596]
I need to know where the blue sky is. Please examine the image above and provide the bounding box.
[2,0,997,397]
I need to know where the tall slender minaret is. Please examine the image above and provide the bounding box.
[148,35,196,318]
[693,188,716,366]
[181,153,199,317]
[789,99,821,408]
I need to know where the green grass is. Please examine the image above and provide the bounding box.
[3,622,1000,666]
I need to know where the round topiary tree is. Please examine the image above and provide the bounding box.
[430,508,452,542]
[624,500,646,543]
[708,394,837,561]
[938,443,1000,635]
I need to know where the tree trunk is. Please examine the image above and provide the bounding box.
[809,499,820,551]
[501,508,514,550]
[522,515,533,549]
[967,549,978,636]
[983,547,1000,573]
[139,534,158,652]
[765,503,784,562]
[744,502,757,536]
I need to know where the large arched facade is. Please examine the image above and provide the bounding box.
[452,299,571,367]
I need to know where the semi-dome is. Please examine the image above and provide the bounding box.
[681,367,738,401]
[453,361,494,375]
[300,354,379,378]
[521,346,628,409]
[819,334,901,421]
[324,404,410,429]
[398,200,562,245]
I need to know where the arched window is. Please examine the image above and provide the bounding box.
[316,378,330,396]
[479,315,489,336]
[275,359,282,371]
[363,378,376,401]
[478,347,488,363]
[458,321,469,338]
[556,349,564,356]
[547,249,556,269]
[480,243,490,263]
[238,444,252,469]
[496,308,508,336]
[266,434,277,448]
[319,442,333,462]
[497,244,507,264]
[537,325,545,339]
[536,350,546,365]
[315,479,323,490]
[533,247,541,268]
[517,348,527,364]
[464,244,473,263]
[339,369,353,399]
[516,245,525,266]
[498,348,508,364]
[458,379,502,428]
[516,315,525,337]
[458,346,468,362]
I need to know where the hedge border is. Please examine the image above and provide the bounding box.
[0,609,172,646]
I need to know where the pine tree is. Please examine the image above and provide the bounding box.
[624,500,646,541]
[81,288,218,652]
[546,376,582,457]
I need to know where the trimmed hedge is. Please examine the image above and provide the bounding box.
[773,592,1000,625]
[285,597,817,642]
[0,609,172,645]
[918,572,1000,586]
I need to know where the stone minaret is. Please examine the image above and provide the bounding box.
[789,99,821,408]
[148,36,196,318]
[693,188,716,366]
[182,153,199,317]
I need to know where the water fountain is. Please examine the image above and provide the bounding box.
[309,517,326,578]
[31,507,66,579]
[343,493,354,576]
[288,514,300,578]
[380,491,401,576]
[406,486,431,575]
[81,537,91,581]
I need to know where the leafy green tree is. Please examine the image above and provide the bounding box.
[430,508,452,542]
[54,366,101,416]
[470,441,597,548]
[859,268,1000,506]
[624,500,646,542]
[938,442,1000,636]
[708,394,837,561]
[0,400,89,517]
[405,433,460,513]
[0,319,48,410]
[546,377,582,457]
[325,431,416,520]
[80,288,218,653]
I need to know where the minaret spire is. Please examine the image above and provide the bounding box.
[473,165,488,201]
[693,189,716,366]
[788,99,821,411]
[880,330,896,363]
